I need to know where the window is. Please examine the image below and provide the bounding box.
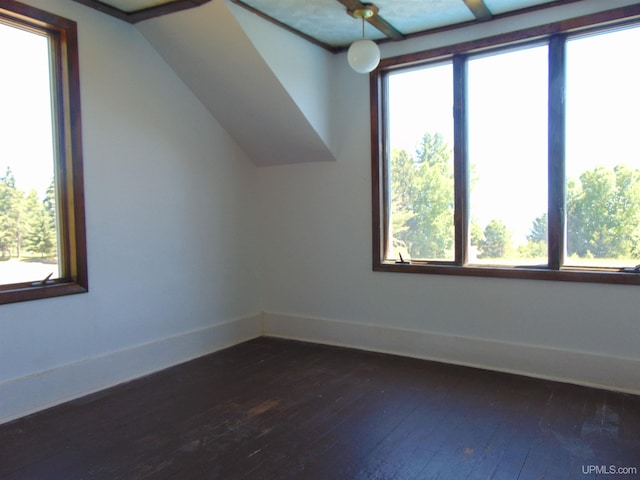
[0,0,87,303]
[372,5,640,284]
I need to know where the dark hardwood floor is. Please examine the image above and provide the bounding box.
[1,337,639,479]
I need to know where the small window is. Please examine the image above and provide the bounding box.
[0,1,87,303]
[372,6,640,284]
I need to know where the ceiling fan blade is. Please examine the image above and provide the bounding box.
[335,0,405,41]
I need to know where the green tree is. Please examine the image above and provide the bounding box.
[390,148,416,243]
[43,178,57,230]
[0,167,18,259]
[469,220,483,248]
[409,132,455,258]
[11,188,31,258]
[389,132,455,260]
[518,212,547,259]
[25,203,56,258]
[610,165,640,257]
[567,165,640,259]
[479,219,511,259]
[0,171,58,260]
[527,213,547,244]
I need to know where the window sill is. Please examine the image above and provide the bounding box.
[0,281,88,305]
[374,261,640,285]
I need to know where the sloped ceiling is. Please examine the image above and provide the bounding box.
[137,0,337,166]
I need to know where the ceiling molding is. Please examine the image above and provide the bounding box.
[72,0,211,24]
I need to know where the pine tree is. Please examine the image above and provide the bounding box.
[43,178,57,230]
[410,132,455,258]
[25,203,56,258]
[0,167,17,258]
[479,219,511,259]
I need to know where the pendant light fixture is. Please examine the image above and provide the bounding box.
[347,6,380,74]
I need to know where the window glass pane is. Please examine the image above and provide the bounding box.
[565,26,640,269]
[467,45,548,266]
[0,22,60,285]
[386,63,455,262]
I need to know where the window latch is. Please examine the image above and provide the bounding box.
[395,253,410,265]
[32,272,54,286]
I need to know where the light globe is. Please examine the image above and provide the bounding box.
[347,39,380,73]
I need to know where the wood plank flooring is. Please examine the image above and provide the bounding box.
[1,337,639,479]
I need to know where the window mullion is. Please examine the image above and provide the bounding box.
[453,55,468,266]
[548,34,566,271]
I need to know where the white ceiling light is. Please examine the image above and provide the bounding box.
[347,6,380,74]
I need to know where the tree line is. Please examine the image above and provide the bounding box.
[391,132,640,261]
[0,167,57,260]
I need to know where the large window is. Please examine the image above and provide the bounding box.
[0,0,87,303]
[372,5,640,284]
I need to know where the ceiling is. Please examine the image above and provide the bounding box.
[74,0,582,51]
[72,0,609,167]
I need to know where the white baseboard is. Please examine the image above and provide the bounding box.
[263,312,640,395]
[0,314,262,425]
[4,311,637,425]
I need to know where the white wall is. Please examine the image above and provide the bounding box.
[138,0,336,167]
[228,1,337,157]
[3,0,640,424]
[0,0,262,423]
[259,0,640,393]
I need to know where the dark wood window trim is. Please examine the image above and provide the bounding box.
[70,0,211,25]
[371,4,640,285]
[0,0,88,304]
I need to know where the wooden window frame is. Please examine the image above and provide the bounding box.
[371,4,640,285]
[0,0,88,304]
